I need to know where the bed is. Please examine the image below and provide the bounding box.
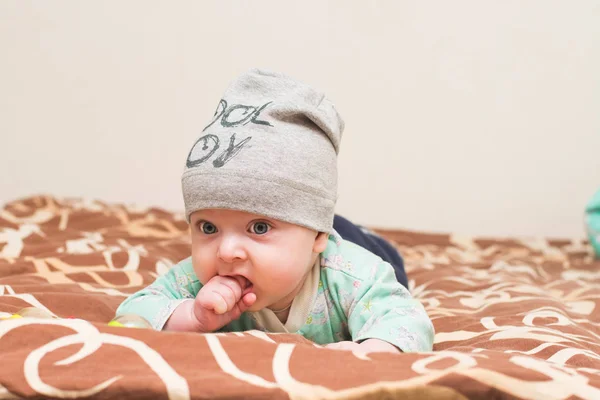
[1,195,599,399]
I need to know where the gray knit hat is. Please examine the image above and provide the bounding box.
[181,69,344,233]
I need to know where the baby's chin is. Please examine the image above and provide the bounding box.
[246,296,277,313]
[246,303,263,313]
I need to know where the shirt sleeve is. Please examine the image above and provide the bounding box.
[115,257,202,330]
[347,261,435,352]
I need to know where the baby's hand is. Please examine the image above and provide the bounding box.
[325,339,400,355]
[325,341,363,353]
[192,275,256,332]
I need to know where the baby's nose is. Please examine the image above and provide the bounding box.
[217,235,247,263]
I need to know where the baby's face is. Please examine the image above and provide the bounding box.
[189,209,327,312]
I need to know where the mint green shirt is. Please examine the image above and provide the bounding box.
[586,188,600,258]
[116,231,435,352]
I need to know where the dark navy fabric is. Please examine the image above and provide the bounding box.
[333,215,408,289]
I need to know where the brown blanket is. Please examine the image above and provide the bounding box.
[1,195,599,399]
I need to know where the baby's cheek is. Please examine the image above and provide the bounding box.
[191,256,212,285]
[196,273,209,286]
[268,265,305,287]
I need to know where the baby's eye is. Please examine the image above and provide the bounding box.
[250,221,271,235]
[199,221,218,235]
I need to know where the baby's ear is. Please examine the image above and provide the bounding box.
[313,232,329,253]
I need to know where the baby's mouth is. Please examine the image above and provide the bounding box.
[236,275,253,294]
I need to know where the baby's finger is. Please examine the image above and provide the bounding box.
[197,289,230,315]
[240,292,256,310]
[212,294,229,314]
[226,293,256,321]
[214,276,244,301]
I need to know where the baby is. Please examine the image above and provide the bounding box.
[116,69,434,354]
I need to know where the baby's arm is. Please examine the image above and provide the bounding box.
[115,260,198,330]
[116,258,255,332]
[346,261,435,353]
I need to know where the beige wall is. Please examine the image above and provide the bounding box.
[1,1,599,237]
